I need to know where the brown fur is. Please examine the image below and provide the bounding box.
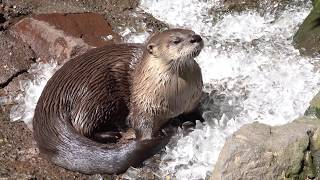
[129,29,204,139]
[32,29,204,174]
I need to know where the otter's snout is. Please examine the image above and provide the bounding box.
[190,35,202,43]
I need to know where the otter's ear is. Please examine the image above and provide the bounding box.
[147,43,156,54]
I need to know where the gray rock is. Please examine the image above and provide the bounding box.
[211,0,291,14]
[1,0,168,35]
[208,0,293,24]
[305,91,320,119]
[293,1,320,56]
[211,117,320,180]
[0,31,35,88]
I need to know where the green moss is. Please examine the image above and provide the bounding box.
[293,3,320,56]
[282,122,320,179]
[283,150,316,180]
[311,129,320,177]
[305,92,320,119]
[283,138,309,179]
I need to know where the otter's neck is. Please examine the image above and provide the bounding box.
[130,54,201,109]
[139,55,197,77]
[129,54,203,138]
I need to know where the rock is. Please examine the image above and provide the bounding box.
[293,1,320,56]
[305,92,320,119]
[0,2,32,30]
[2,0,167,35]
[0,31,35,88]
[0,107,116,179]
[209,0,292,23]
[221,0,259,12]
[2,0,138,14]
[211,117,320,180]
[10,13,121,63]
[32,13,121,47]
[215,0,290,13]
[0,13,5,24]
[0,73,33,110]
[0,1,167,179]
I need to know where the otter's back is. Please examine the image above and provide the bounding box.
[33,43,144,141]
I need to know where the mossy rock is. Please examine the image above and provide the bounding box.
[293,1,320,56]
[305,92,320,119]
[211,118,320,180]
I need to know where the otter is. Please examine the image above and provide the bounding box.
[33,28,204,175]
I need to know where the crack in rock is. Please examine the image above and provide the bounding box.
[0,69,28,89]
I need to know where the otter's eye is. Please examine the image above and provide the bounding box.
[172,37,182,44]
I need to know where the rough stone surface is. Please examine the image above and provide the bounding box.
[213,0,291,13]
[211,118,320,180]
[0,2,32,30]
[294,1,320,56]
[10,13,120,63]
[305,91,320,119]
[0,73,32,109]
[0,13,5,24]
[208,0,296,23]
[0,31,35,88]
[1,0,168,34]
[0,107,114,180]
[221,0,259,11]
[32,13,121,47]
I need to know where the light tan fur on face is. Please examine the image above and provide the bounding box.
[129,29,204,139]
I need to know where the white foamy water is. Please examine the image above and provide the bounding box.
[5,0,320,179]
[134,0,320,179]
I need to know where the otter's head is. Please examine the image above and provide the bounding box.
[145,29,204,63]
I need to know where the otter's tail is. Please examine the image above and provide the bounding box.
[33,119,170,175]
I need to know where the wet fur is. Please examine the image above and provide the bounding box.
[33,29,204,174]
[33,44,171,174]
[129,29,204,139]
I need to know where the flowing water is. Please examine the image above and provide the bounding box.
[7,0,320,179]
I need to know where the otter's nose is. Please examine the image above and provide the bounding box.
[190,35,202,43]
